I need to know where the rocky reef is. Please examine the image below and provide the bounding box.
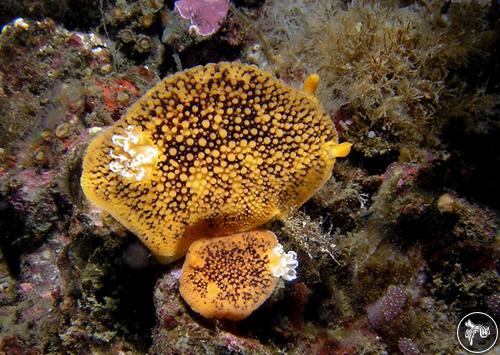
[0,0,498,353]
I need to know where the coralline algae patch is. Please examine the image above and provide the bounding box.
[81,62,351,262]
[175,0,230,37]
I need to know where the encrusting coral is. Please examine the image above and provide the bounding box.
[180,229,297,320]
[80,61,351,320]
[81,61,351,262]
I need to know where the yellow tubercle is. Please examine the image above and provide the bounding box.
[303,73,320,95]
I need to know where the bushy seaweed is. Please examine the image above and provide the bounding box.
[259,0,499,156]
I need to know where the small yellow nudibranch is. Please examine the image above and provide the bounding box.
[108,125,158,182]
[179,230,298,320]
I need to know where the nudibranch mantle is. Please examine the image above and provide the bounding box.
[180,230,293,320]
[81,62,351,263]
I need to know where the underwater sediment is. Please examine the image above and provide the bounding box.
[0,0,499,353]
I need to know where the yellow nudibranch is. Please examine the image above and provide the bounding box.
[180,230,297,320]
[81,62,351,320]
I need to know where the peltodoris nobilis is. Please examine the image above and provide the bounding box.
[81,62,351,320]
[81,62,351,262]
[180,229,297,320]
